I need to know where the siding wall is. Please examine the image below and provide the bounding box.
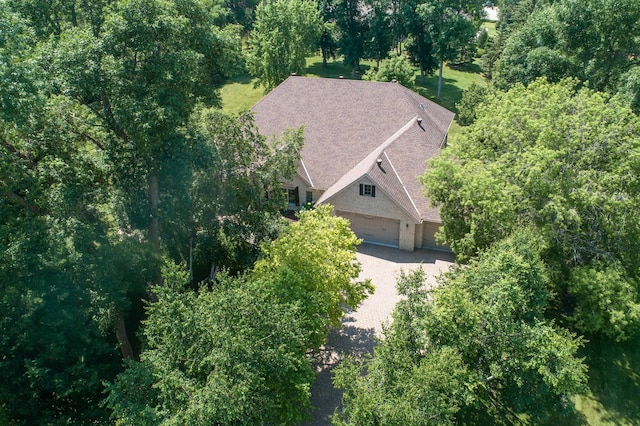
[329,177,414,222]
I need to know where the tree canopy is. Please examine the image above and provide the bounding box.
[335,231,587,424]
[105,264,315,425]
[493,0,640,94]
[106,206,371,423]
[422,78,640,341]
[247,0,322,90]
[0,0,302,422]
[254,204,374,350]
[362,52,416,88]
[417,0,483,98]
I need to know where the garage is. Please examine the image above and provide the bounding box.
[422,221,448,250]
[336,211,400,248]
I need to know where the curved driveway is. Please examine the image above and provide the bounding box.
[301,243,456,425]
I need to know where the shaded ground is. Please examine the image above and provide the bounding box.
[301,244,455,425]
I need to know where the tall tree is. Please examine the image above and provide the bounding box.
[247,0,322,90]
[402,0,438,83]
[105,264,315,425]
[0,6,158,422]
[186,109,303,279]
[317,0,339,67]
[335,231,587,424]
[254,205,374,350]
[363,0,393,68]
[1,0,292,422]
[422,78,640,341]
[417,0,483,98]
[493,0,640,92]
[335,0,368,75]
[106,206,373,423]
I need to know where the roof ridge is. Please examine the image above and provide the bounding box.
[300,159,314,188]
[383,151,421,218]
[315,116,418,205]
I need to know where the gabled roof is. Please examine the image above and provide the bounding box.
[251,76,455,222]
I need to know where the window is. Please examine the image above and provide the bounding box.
[306,191,313,203]
[286,187,299,206]
[359,183,376,197]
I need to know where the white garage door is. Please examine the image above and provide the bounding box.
[337,211,400,248]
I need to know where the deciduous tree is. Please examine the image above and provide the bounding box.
[247,0,322,90]
[334,231,587,424]
[105,264,314,425]
[363,52,416,88]
[493,0,640,93]
[254,205,374,350]
[417,0,483,98]
[422,79,640,340]
[335,0,368,76]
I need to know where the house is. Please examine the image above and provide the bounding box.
[252,76,455,251]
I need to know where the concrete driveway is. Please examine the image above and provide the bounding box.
[301,243,456,426]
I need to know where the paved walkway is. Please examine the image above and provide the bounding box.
[300,244,456,425]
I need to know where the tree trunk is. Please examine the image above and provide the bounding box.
[115,315,135,359]
[148,173,162,295]
[421,66,425,84]
[149,174,159,250]
[189,237,194,283]
[437,61,444,99]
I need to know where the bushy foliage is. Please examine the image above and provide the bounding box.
[107,207,372,423]
[618,66,640,115]
[455,82,491,126]
[423,79,640,340]
[334,231,587,424]
[247,0,322,90]
[105,264,314,425]
[255,205,374,350]
[362,53,416,88]
[493,0,640,93]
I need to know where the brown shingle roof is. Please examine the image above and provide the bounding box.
[251,76,455,222]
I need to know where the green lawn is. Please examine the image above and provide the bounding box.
[218,74,264,115]
[482,20,497,39]
[574,337,640,425]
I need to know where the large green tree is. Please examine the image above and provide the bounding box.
[0,5,158,422]
[363,0,393,68]
[1,0,299,422]
[422,79,640,341]
[401,0,438,83]
[335,231,587,424]
[186,109,303,279]
[105,264,315,425]
[247,0,322,90]
[317,0,339,67]
[417,0,483,98]
[493,0,640,93]
[254,205,374,350]
[106,206,372,423]
[335,0,368,75]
